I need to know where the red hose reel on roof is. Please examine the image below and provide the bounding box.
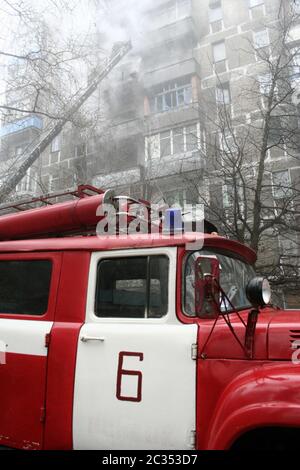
[0,185,146,241]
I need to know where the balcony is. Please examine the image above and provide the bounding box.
[287,25,300,44]
[146,151,204,180]
[143,57,200,89]
[145,101,200,133]
[144,16,198,49]
[92,167,141,189]
[109,118,144,140]
[0,116,43,139]
[145,0,193,33]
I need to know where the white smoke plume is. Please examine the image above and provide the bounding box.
[94,0,155,48]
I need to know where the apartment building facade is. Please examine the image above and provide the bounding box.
[1,0,300,306]
[194,0,300,307]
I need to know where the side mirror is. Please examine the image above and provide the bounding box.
[246,277,271,308]
[194,256,220,318]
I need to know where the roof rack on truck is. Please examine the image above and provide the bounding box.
[0,185,218,241]
[0,185,153,241]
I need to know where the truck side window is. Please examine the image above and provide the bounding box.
[95,255,169,318]
[0,260,52,315]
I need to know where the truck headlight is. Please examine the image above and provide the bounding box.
[246,277,271,308]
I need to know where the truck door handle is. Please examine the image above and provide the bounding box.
[80,336,105,343]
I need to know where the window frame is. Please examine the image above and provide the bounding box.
[151,79,193,113]
[16,166,37,194]
[215,82,231,105]
[258,73,272,95]
[86,248,176,324]
[272,169,293,200]
[222,180,245,213]
[209,1,223,24]
[212,40,226,63]
[51,134,61,154]
[0,252,61,321]
[290,47,300,86]
[95,255,169,319]
[267,115,285,151]
[75,143,87,158]
[253,28,270,50]
[160,130,172,157]
[147,122,201,160]
[164,187,198,207]
[182,249,255,318]
[218,129,238,163]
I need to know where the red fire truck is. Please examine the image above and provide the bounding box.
[0,185,298,450]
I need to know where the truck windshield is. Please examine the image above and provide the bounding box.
[184,250,256,316]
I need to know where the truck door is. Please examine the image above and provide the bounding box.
[0,253,61,449]
[73,248,197,450]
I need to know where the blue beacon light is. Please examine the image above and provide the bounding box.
[164,208,183,233]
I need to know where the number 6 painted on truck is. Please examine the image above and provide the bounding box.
[116,352,144,402]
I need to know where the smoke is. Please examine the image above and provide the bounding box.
[94,0,154,49]
[0,0,156,120]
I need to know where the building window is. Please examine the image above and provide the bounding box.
[249,0,264,7]
[279,233,298,258]
[209,1,222,22]
[75,143,86,157]
[258,73,278,106]
[164,188,197,207]
[154,0,191,27]
[186,124,199,152]
[272,170,292,199]
[222,181,244,212]
[150,77,192,113]
[253,29,269,49]
[219,130,237,157]
[290,47,300,86]
[160,131,172,156]
[222,183,233,208]
[216,82,231,105]
[51,134,61,153]
[172,127,184,154]
[212,41,227,72]
[292,0,300,14]
[16,167,37,194]
[0,260,52,315]
[146,123,202,160]
[287,25,300,43]
[209,1,223,32]
[268,116,284,149]
[258,73,272,95]
[95,256,169,319]
[213,41,226,62]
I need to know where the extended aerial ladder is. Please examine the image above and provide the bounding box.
[0,41,132,203]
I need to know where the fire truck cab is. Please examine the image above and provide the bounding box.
[0,186,298,450]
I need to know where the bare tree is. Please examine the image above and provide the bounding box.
[183,2,300,298]
[0,0,109,122]
[0,0,120,199]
